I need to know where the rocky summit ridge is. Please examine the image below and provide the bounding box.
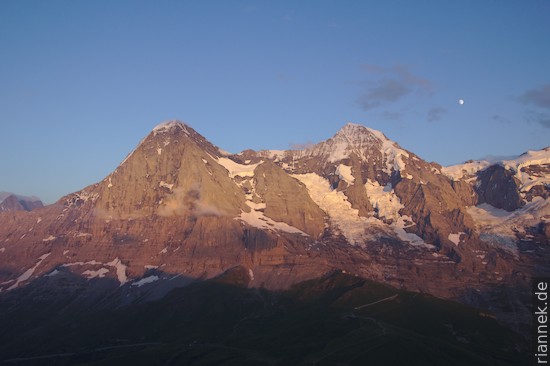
[0,120,548,336]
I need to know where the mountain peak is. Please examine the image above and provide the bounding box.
[152,120,190,136]
[320,123,397,162]
[0,192,43,212]
[336,122,369,136]
[335,123,389,143]
[340,122,364,130]
[118,120,220,168]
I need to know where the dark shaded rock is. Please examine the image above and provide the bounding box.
[476,165,524,211]
[540,220,550,237]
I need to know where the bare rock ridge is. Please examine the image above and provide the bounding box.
[0,120,548,335]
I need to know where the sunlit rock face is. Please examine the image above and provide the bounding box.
[0,121,548,336]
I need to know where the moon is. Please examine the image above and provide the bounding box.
[458,99,465,105]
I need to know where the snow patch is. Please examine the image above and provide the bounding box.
[448,232,465,246]
[217,157,261,178]
[7,253,51,290]
[336,164,355,183]
[393,221,434,249]
[36,217,42,224]
[468,201,545,231]
[62,258,128,286]
[234,172,306,236]
[159,181,174,190]
[364,180,403,221]
[62,260,103,267]
[42,235,56,242]
[82,268,110,279]
[218,148,231,156]
[159,247,168,254]
[245,201,266,210]
[248,269,255,281]
[46,269,60,277]
[132,275,160,287]
[292,173,370,245]
[106,258,128,285]
[144,265,159,269]
[237,209,308,236]
[156,148,162,155]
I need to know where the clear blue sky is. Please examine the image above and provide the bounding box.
[1,0,549,203]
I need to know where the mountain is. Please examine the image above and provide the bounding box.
[0,120,547,363]
[0,192,43,212]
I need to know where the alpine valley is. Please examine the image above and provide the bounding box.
[0,121,548,365]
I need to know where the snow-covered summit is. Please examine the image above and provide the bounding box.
[333,123,386,147]
[298,123,409,173]
[334,123,390,143]
[152,120,190,136]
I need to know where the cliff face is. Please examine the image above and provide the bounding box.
[476,165,524,211]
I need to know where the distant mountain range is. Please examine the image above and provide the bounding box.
[0,121,547,364]
[0,192,43,212]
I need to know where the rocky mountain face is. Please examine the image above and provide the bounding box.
[0,121,548,341]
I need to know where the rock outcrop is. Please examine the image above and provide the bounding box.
[476,165,524,211]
